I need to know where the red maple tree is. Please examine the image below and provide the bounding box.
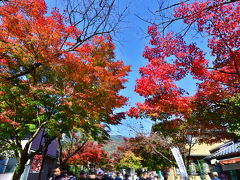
[64,141,111,168]
[128,0,240,142]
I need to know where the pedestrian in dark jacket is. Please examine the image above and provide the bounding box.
[49,167,65,180]
[123,172,130,180]
[79,170,86,180]
[87,169,97,180]
[62,170,76,180]
[115,172,122,180]
[139,171,149,180]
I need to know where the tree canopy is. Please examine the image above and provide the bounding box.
[0,0,130,179]
[128,0,240,142]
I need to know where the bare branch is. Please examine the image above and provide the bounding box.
[62,141,88,165]
[64,0,127,49]
[5,62,42,80]
[147,139,173,163]
[210,21,240,78]
[155,0,190,13]
[0,136,12,145]
[233,59,240,78]
[139,0,240,35]
[208,67,238,75]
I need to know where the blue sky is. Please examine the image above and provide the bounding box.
[108,0,157,136]
[107,0,201,137]
[44,0,157,137]
[45,0,200,137]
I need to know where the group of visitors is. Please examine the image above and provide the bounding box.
[48,167,222,180]
[48,168,163,180]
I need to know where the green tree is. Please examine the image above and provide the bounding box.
[119,151,142,170]
[129,132,175,170]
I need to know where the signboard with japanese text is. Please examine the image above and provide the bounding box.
[171,147,188,179]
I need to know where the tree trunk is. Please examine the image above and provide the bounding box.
[12,155,29,180]
[75,165,77,178]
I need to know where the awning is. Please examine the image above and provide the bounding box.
[221,161,240,171]
[205,141,240,160]
[220,157,240,165]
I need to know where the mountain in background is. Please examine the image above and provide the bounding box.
[103,135,125,155]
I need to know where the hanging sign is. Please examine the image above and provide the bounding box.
[170,147,188,179]
[30,154,43,173]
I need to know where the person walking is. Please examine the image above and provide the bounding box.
[123,172,131,180]
[87,170,97,180]
[212,172,221,180]
[139,171,149,180]
[49,167,65,180]
[115,172,122,180]
[79,170,86,180]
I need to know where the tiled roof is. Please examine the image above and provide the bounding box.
[205,141,240,159]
